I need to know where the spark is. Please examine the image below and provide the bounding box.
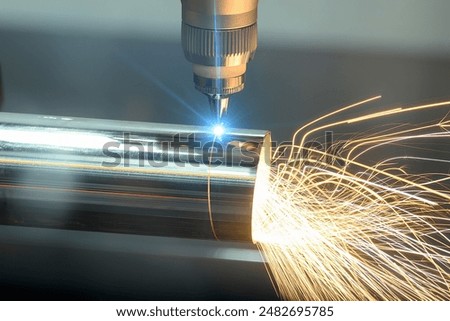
[213,124,225,137]
[252,98,450,300]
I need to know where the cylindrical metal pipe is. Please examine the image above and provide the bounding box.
[0,113,270,242]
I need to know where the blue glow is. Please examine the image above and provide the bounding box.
[115,53,207,123]
[213,124,225,137]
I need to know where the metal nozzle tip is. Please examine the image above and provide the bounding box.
[208,95,229,122]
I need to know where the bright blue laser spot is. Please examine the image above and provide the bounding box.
[213,124,225,137]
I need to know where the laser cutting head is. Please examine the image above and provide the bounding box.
[181,0,258,122]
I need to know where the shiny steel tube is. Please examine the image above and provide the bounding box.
[0,113,270,242]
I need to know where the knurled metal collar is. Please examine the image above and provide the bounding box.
[194,74,245,95]
[182,23,257,67]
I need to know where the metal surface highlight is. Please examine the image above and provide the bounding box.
[0,112,270,241]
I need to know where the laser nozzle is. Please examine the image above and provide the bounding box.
[181,0,258,124]
[208,95,229,122]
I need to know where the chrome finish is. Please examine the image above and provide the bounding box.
[208,94,229,121]
[0,112,270,241]
[181,0,258,120]
[181,0,258,29]
[182,23,257,66]
[194,74,245,95]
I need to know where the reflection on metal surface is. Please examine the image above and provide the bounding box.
[0,225,264,263]
[0,128,113,149]
[0,112,270,241]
